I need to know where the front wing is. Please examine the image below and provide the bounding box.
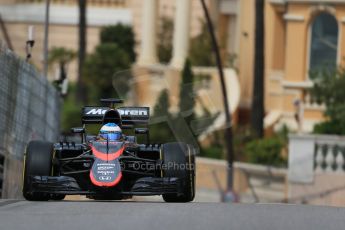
[27,175,183,196]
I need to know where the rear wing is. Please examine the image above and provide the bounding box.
[82,106,150,125]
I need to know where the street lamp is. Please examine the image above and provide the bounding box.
[26,25,35,62]
[200,0,237,202]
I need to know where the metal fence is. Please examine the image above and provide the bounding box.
[0,43,61,198]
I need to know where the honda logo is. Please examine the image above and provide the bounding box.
[99,176,111,181]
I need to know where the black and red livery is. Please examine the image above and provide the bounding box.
[22,99,195,202]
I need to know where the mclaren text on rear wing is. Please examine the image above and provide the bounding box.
[82,107,150,125]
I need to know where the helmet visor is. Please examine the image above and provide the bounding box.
[100,132,121,141]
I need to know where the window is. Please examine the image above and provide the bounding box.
[309,13,338,74]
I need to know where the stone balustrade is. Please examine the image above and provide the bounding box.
[314,137,345,173]
[289,134,345,184]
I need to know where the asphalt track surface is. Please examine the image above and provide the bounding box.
[0,199,345,230]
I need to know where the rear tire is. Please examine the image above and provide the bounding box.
[22,140,54,201]
[162,142,195,202]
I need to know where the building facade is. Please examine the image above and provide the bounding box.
[209,0,345,133]
[0,0,207,80]
[2,0,343,132]
[265,0,345,132]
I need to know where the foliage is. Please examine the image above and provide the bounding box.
[243,125,288,167]
[149,66,216,146]
[83,43,131,104]
[157,17,173,63]
[244,136,286,167]
[232,126,256,161]
[193,74,212,91]
[49,47,76,67]
[313,120,345,135]
[149,89,176,143]
[48,47,76,94]
[178,59,195,124]
[82,24,136,104]
[196,126,288,163]
[149,123,177,143]
[310,68,345,135]
[190,112,219,136]
[61,84,83,133]
[194,73,211,83]
[100,24,136,62]
[61,83,123,135]
[226,53,239,73]
[153,89,170,117]
[61,24,136,134]
[199,145,224,159]
[189,19,215,66]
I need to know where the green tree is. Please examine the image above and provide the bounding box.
[245,137,286,167]
[157,16,173,63]
[48,47,76,80]
[236,125,289,167]
[100,24,136,62]
[189,20,215,66]
[83,43,131,103]
[150,89,176,143]
[60,84,83,133]
[49,47,76,66]
[310,68,345,135]
[178,59,195,124]
[153,89,170,117]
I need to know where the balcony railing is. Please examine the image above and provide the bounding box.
[282,80,325,110]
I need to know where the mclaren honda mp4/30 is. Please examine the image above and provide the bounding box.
[22,99,195,202]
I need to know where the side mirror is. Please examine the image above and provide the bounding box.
[71,127,85,134]
[135,128,149,135]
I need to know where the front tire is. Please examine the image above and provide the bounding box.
[51,194,66,201]
[22,140,54,201]
[162,142,195,202]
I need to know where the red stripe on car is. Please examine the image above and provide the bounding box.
[91,145,124,161]
[89,170,122,187]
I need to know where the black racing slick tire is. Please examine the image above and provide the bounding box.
[162,142,195,202]
[22,140,57,201]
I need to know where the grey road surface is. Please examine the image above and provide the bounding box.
[0,199,344,230]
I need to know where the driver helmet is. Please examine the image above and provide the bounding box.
[99,123,122,141]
